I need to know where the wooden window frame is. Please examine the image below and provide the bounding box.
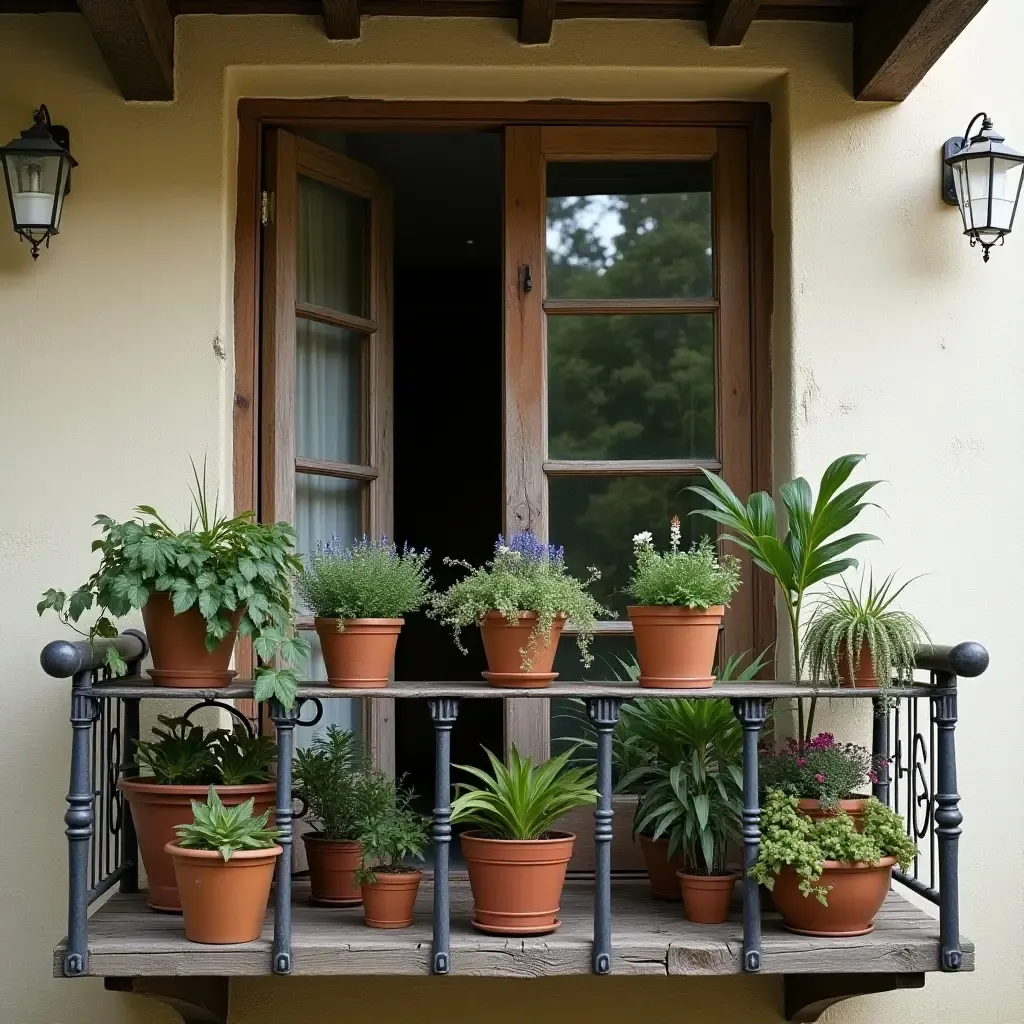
[233,100,773,766]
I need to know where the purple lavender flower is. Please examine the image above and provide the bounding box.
[497,530,565,564]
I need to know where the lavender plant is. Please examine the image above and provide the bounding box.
[428,531,610,669]
[293,535,433,625]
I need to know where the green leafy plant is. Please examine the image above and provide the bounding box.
[689,454,881,743]
[294,535,433,624]
[429,532,610,670]
[173,785,282,862]
[450,745,599,841]
[625,521,741,609]
[212,728,278,787]
[38,460,309,706]
[803,571,927,686]
[355,778,430,885]
[751,789,918,903]
[759,733,876,809]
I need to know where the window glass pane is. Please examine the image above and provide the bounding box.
[297,175,368,315]
[549,476,711,617]
[295,473,363,558]
[295,318,363,464]
[548,313,714,460]
[546,161,712,300]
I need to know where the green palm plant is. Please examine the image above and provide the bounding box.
[688,454,882,743]
[803,571,928,686]
[173,786,282,862]
[450,745,598,841]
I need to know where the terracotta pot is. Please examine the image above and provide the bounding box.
[638,834,685,900]
[797,797,869,831]
[302,834,363,906]
[167,842,280,943]
[627,605,724,688]
[141,592,240,688]
[361,869,423,929]
[478,611,565,688]
[461,830,575,934]
[119,778,276,911]
[315,617,403,688]
[677,870,740,924]
[837,642,880,688]
[771,856,897,936]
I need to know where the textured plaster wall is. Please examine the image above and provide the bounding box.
[0,9,1022,1024]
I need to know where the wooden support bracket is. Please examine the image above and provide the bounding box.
[784,972,926,1022]
[105,977,229,1024]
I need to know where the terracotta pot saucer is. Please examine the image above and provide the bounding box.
[470,917,562,936]
[481,670,558,689]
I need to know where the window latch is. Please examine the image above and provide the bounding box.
[522,264,533,294]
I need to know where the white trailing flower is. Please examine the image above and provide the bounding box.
[632,531,654,549]
[670,516,682,552]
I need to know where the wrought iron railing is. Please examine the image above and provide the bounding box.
[42,635,987,979]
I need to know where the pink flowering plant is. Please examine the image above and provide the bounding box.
[758,733,879,809]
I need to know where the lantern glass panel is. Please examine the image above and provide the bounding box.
[5,150,63,232]
[989,157,1023,232]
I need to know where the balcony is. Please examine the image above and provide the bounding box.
[43,633,988,1024]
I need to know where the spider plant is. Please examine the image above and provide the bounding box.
[803,571,928,686]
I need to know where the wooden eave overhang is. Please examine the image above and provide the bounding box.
[0,0,990,104]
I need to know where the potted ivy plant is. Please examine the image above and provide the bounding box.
[451,745,598,934]
[119,715,276,911]
[751,790,917,936]
[355,778,430,929]
[167,787,282,944]
[38,462,308,704]
[293,535,433,688]
[759,732,878,828]
[803,571,928,688]
[429,531,607,688]
[625,524,741,688]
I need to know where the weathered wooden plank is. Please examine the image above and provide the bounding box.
[708,0,761,45]
[322,0,360,38]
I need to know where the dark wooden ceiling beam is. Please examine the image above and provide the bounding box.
[708,0,761,45]
[519,0,556,43]
[855,0,990,101]
[323,0,360,38]
[76,0,174,100]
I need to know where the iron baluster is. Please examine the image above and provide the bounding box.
[731,696,768,973]
[268,698,300,975]
[933,674,962,970]
[871,696,890,804]
[428,697,459,975]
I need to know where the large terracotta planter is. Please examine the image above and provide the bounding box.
[142,592,240,687]
[677,870,740,924]
[627,605,724,688]
[797,797,868,831]
[302,833,363,906]
[638,834,685,900]
[120,778,276,911]
[478,611,565,688]
[461,830,575,934]
[771,856,897,936]
[837,642,881,688]
[167,842,280,943]
[361,869,423,929]
[315,617,403,688]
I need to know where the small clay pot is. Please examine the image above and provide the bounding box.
[771,857,897,936]
[302,833,363,906]
[119,778,276,911]
[167,842,281,944]
[638,834,685,900]
[478,611,565,689]
[361,869,423,929]
[315,618,404,688]
[461,830,575,934]
[677,870,740,924]
[837,642,881,688]
[627,605,724,688]
[797,797,869,831]
[142,592,240,688]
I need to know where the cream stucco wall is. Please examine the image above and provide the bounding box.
[1,10,1022,1024]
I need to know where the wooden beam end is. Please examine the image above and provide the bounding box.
[708,0,761,47]
[323,0,361,40]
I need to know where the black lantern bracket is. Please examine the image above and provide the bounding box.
[942,112,989,207]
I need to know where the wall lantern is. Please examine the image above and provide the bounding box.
[0,105,77,260]
[943,113,1024,263]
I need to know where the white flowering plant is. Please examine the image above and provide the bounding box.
[428,532,610,669]
[625,519,741,609]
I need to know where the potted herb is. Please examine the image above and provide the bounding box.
[293,726,388,907]
[293,535,433,689]
[429,531,608,688]
[451,746,598,934]
[751,790,917,936]
[38,463,308,704]
[759,732,878,828]
[167,787,282,944]
[119,715,276,911]
[625,524,741,688]
[803,571,928,688]
[355,778,430,929]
